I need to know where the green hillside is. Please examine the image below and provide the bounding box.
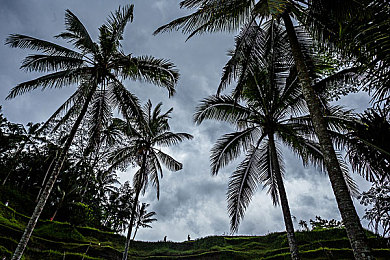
[0,202,389,260]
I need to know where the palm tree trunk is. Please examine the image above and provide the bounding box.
[268,134,300,260]
[36,157,56,202]
[132,224,139,240]
[51,192,66,221]
[282,12,373,260]
[11,88,96,260]
[122,154,146,260]
[2,145,25,186]
[122,187,140,260]
[2,170,13,186]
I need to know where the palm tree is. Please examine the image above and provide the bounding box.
[347,107,390,183]
[192,20,360,253]
[155,1,373,258]
[132,203,157,240]
[108,101,193,260]
[6,5,179,259]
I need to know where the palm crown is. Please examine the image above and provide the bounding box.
[6,5,179,151]
[109,100,193,199]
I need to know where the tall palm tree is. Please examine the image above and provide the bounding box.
[108,101,193,260]
[195,23,358,258]
[132,203,157,240]
[155,1,373,258]
[6,5,179,259]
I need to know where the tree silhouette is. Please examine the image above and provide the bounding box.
[155,1,373,258]
[108,101,192,260]
[6,5,179,259]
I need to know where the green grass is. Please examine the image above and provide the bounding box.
[0,202,389,259]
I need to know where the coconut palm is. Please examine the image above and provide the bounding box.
[193,21,359,254]
[6,5,179,259]
[132,203,157,240]
[155,1,373,258]
[304,1,390,103]
[108,101,193,260]
[194,21,307,258]
[347,107,390,183]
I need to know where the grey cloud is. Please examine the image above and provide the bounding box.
[0,0,375,242]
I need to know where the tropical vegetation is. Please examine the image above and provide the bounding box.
[4,4,181,260]
[1,1,390,259]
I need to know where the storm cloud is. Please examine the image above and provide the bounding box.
[0,0,373,242]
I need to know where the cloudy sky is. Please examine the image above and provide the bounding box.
[0,0,374,242]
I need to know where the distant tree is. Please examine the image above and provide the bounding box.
[132,203,157,240]
[359,181,390,237]
[6,4,179,259]
[309,216,343,230]
[103,181,134,233]
[108,101,192,260]
[298,220,309,231]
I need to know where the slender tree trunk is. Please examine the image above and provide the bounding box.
[11,88,95,260]
[132,225,139,240]
[51,192,66,221]
[2,145,25,186]
[122,187,140,260]
[122,154,146,260]
[2,170,13,186]
[282,12,373,260]
[36,157,56,202]
[268,134,300,260]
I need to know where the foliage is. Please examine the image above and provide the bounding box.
[309,216,343,231]
[359,181,390,237]
[132,203,157,240]
[107,101,192,258]
[0,109,131,231]
[347,107,390,182]
[194,21,358,233]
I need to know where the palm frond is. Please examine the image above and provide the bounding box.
[107,145,138,173]
[118,55,179,97]
[20,54,84,73]
[154,0,254,39]
[210,128,261,175]
[153,132,193,147]
[337,152,360,198]
[105,5,134,44]
[258,140,279,206]
[276,122,324,171]
[108,77,142,120]
[6,68,90,99]
[5,34,82,58]
[227,143,262,233]
[155,150,183,172]
[84,89,112,155]
[144,155,160,198]
[55,9,97,53]
[38,87,84,132]
[218,19,264,95]
[194,95,250,125]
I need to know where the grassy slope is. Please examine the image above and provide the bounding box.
[0,202,389,260]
